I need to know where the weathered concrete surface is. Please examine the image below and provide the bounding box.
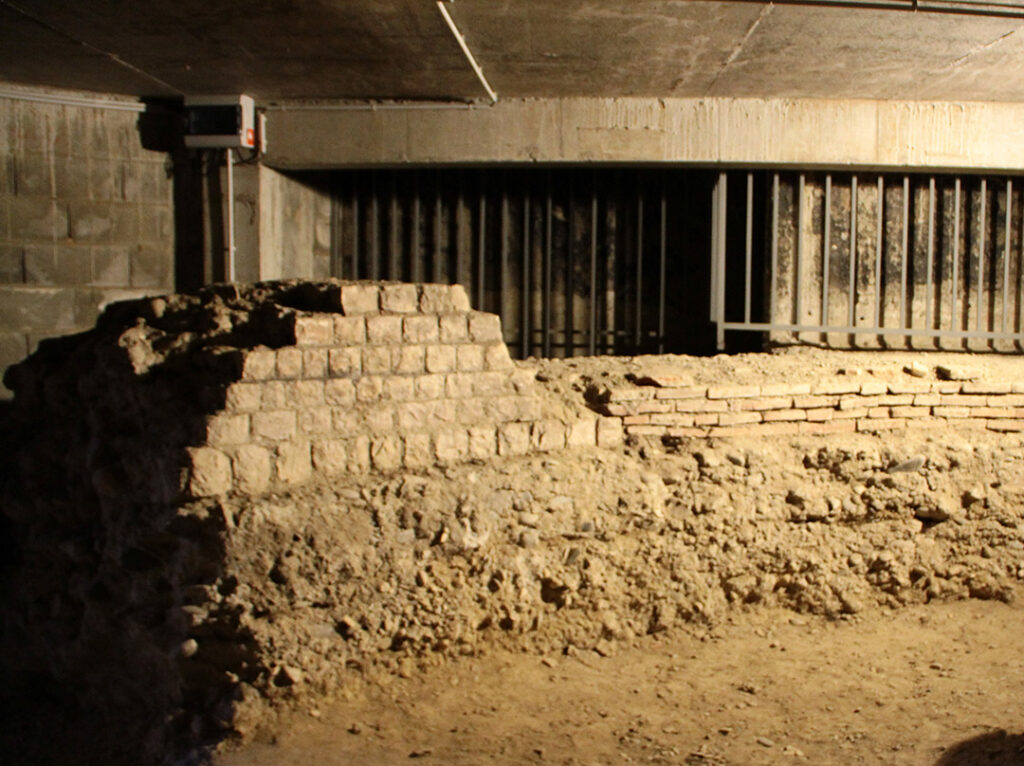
[264,97,1024,172]
[4,1,1024,103]
[0,91,175,397]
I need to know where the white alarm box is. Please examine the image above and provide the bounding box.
[184,95,256,149]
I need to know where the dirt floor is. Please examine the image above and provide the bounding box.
[214,599,1024,766]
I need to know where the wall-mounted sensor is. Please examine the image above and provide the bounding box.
[184,94,256,149]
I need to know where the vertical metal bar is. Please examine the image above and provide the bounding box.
[635,189,644,349]
[456,170,466,288]
[544,171,553,358]
[952,177,960,331]
[796,173,804,332]
[875,176,883,330]
[351,179,360,279]
[901,175,909,329]
[822,173,832,329]
[770,173,779,326]
[1003,178,1012,334]
[369,171,379,280]
[330,183,342,278]
[658,171,667,353]
[715,172,728,350]
[477,176,486,313]
[389,171,399,280]
[433,170,442,284]
[1019,181,1024,334]
[978,178,987,332]
[499,172,508,339]
[521,185,531,358]
[744,171,753,325]
[566,171,575,357]
[927,176,935,330]
[589,170,598,356]
[412,172,422,283]
[848,175,857,328]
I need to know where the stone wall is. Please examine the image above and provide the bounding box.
[0,89,174,397]
[186,282,605,498]
[597,375,1024,441]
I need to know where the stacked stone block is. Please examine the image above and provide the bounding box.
[186,283,601,497]
[597,377,1024,441]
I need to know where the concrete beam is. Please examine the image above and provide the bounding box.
[264,97,1024,173]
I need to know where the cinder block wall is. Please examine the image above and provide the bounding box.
[0,92,174,397]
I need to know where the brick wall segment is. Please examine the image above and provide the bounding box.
[932,406,971,418]
[205,414,250,447]
[707,384,761,399]
[625,424,665,437]
[857,418,907,431]
[275,347,303,378]
[889,406,931,418]
[1013,383,1024,394]
[972,407,1016,418]
[328,347,361,376]
[468,313,503,342]
[233,444,272,494]
[709,422,798,437]
[468,426,498,458]
[831,407,868,420]
[380,284,419,313]
[370,435,403,472]
[567,417,597,447]
[302,348,328,378]
[456,344,485,372]
[623,415,651,425]
[445,372,475,399]
[365,407,396,436]
[912,393,941,406]
[799,420,856,435]
[439,314,469,343]
[859,381,888,395]
[665,426,707,438]
[762,409,807,422]
[383,376,415,402]
[366,315,403,344]
[483,342,513,371]
[425,344,456,373]
[324,378,355,406]
[311,439,347,476]
[414,373,445,400]
[717,411,762,426]
[292,314,334,346]
[402,315,439,344]
[596,417,624,448]
[805,408,834,422]
[241,347,276,380]
[347,435,371,473]
[763,382,812,396]
[675,399,728,413]
[276,441,312,483]
[339,284,379,314]
[792,395,838,409]
[733,396,794,411]
[961,382,1013,395]
[602,403,629,417]
[435,429,470,462]
[904,417,951,430]
[635,400,675,414]
[261,381,288,409]
[402,433,433,469]
[930,382,963,393]
[693,413,720,426]
[456,397,487,426]
[991,394,1024,407]
[289,379,325,407]
[362,345,393,375]
[498,422,532,455]
[808,381,859,395]
[333,316,366,345]
[187,447,233,497]
[867,407,891,418]
[355,376,384,403]
[225,382,262,413]
[252,410,298,442]
[987,419,1024,432]
[654,386,708,400]
[394,344,426,374]
[886,381,933,394]
[473,370,513,396]
[650,413,697,426]
[937,394,988,406]
[299,406,333,435]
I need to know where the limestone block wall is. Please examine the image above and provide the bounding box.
[185,282,607,498]
[596,376,1024,441]
[0,89,175,397]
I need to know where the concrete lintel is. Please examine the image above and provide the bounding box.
[264,97,1024,173]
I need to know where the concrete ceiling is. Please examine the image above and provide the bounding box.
[4,0,1024,103]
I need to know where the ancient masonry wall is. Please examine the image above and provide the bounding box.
[597,377,1024,440]
[187,283,620,498]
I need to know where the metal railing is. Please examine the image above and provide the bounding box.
[711,170,1024,351]
[734,0,1024,18]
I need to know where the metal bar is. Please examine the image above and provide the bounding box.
[926,177,935,329]
[330,181,342,278]
[901,175,909,329]
[412,172,421,283]
[351,180,360,279]
[1020,180,1024,334]
[721,321,1024,341]
[389,172,399,280]
[499,173,508,338]
[715,172,728,350]
[226,148,235,282]
[1004,178,1012,333]
[875,176,883,329]
[567,171,575,357]
[953,178,960,331]
[822,173,832,329]
[544,172,553,358]
[978,177,987,332]
[589,170,598,356]
[795,173,804,333]
[635,190,644,349]
[848,175,857,327]
[433,171,442,283]
[770,173,779,326]
[745,171,753,325]
[522,186,531,358]
[456,171,466,288]
[659,171,667,353]
[478,177,486,312]
[369,172,379,280]
[435,0,499,103]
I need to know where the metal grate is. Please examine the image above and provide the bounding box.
[712,170,1024,351]
[330,168,718,358]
